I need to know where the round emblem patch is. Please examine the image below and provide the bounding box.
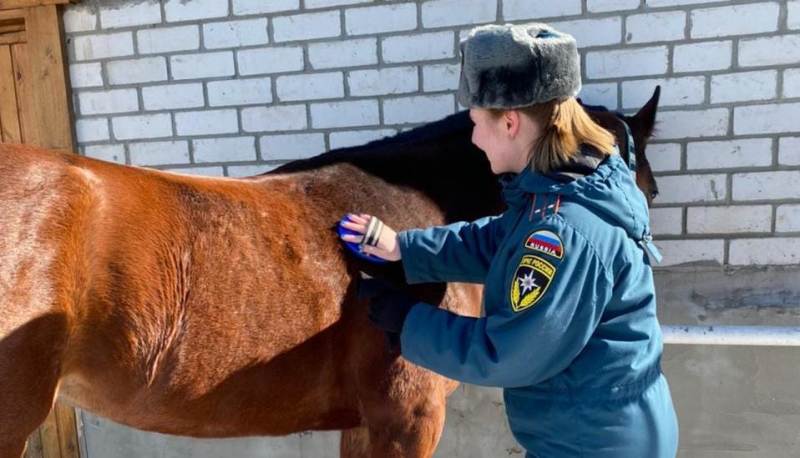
[510,255,556,313]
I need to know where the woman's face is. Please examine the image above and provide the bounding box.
[469,108,536,175]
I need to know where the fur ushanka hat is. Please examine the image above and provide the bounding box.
[457,23,581,109]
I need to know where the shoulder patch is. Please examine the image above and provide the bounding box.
[524,229,564,259]
[510,255,556,313]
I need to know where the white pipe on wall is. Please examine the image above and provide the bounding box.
[662,325,800,346]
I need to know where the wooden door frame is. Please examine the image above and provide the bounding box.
[1,0,80,457]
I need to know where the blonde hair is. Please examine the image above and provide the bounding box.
[490,97,617,173]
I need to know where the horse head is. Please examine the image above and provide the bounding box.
[579,86,662,206]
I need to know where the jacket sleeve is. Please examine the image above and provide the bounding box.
[399,222,612,388]
[397,215,506,284]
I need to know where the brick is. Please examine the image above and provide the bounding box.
[577,83,617,110]
[84,144,125,164]
[306,0,370,8]
[171,52,235,80]
[739,35,800,67]
[691,3,779,39]
[784,69,800,98]
[622,76,704,109]
[649,207,682,235]
[733,171,800,201]
[587,0,640,13]
[164,0,228,22]
[586,46,668,79]
[73,32,133,61]
[687,206,772,234]
[232,0,299,15]
[382,31,454,64]
[79,89,138,115]
[345,3,417,36]
[646,143,681,172]
[203,19,269,50]
[261,134,327,160]
[734,102,800,135]
[673,40,731,73]
[241,105,308,132]
[273,11,340,42]
[310,100,380,128]
[70,63,103,88]
[646,0,719,6]
[75,118,109,143]
[779,137,800,166]
[137,26,199,54]
[626,12,685,44]
[129,141,189,166]
[208,78,272,106]
[687,139,772,170]
[790,1,800,30]
[710,70,777,104]
[729,238,800,265]
[422,63,460,92]
[237,46,305,76]
[164,166,225,177]
[656,174,727,204]
[63,7,97,33]
[422,0,496,28]
[143,83,205,111]
[175,110,239,136]
[193,137,257,163]
[504,0,581,20]
[653,239,724,267]
[309,38,378,70]
[550,17,622,48]
[227,164,280,177]
[99,2,161,29]
[276,72,344,101]
[777,205,800,232]
[107,57,167,85]
[348,67,418,96]
[654,109,729,140]
[383,94,455,124]
[112,114,172,140]
[329,129,396,149]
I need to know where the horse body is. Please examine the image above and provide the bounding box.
[0,89,660,458]
[0,144,480,456]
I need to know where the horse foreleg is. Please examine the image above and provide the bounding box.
[0,313,68,458]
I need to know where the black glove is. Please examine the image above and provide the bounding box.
[359,278,418,336]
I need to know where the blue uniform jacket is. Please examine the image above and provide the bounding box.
[397,151,678,457]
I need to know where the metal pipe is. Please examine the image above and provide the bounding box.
[662,325,800,346]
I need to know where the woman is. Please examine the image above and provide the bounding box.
[341,23,678,457]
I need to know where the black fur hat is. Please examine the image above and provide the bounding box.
[457,23,581,109]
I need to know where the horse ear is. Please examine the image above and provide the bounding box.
[628,85,661,139]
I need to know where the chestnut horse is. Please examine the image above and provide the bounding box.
[0,88,660,458]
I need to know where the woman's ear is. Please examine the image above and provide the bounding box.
[503,110,521,138]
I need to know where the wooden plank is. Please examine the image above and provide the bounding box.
[54,403,80,458]
[24,428,44,458]
[0,44,21,142]
[10,41,32,144]
[38,409,61,458]
[0,30,25,44]
[22,5,73,149]
[0,0,69,10]
[0,8,26,21]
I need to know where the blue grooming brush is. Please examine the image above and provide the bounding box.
[338,215,388,264]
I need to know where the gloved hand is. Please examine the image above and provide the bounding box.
[359,278,419,338]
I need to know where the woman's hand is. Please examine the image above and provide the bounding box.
[340,213,402,261]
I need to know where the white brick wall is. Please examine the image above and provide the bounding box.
[64,0,800,270]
